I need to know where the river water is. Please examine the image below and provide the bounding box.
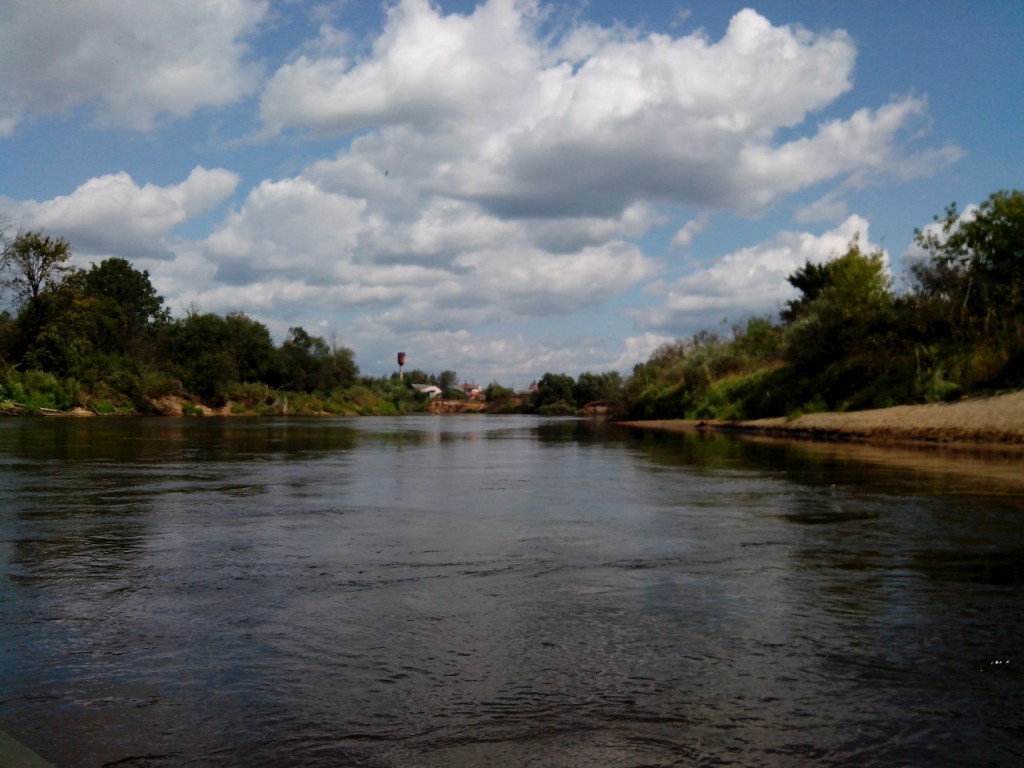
[0,416,1021,767]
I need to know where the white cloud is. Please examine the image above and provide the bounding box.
[0,0,266,135]
[671,214,711,250]
[151,168,656,340]
[0,1,968,384]
[795,192,849,224]
[259,2,953,222]
[639,215,884,334]
[10,167,240,259]
[261,0,541,135]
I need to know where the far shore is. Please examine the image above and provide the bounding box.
[621,389,1024,449]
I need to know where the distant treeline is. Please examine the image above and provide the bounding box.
[1,189,1021,417]
[0,227,434,414]
[501,189,1024,419]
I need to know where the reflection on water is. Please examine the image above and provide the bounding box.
[1,416,1022,767]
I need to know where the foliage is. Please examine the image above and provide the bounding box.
[782,238,897,409]
[624,321,788,419]
[438,370,459,390]
[82,257,167,357]
[0,368,82,411]
[623,192,1024,419]
[573,371,623,406]
[531,372,576,411]
[911,189,1024,389]
[162,312,238,403]
[2,191,1022,419]
[273,326,358,394]
[224,313,276,383]
[1,231,74,307]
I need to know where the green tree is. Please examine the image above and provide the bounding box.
[483,381,516,409]
[781,262,834,323]
[732,316,785,365]
[911,189,1024,387]
[0,231,74,309]
[783,239,897,408]
[224,313,276,383]
[162,312,238,402]
[532,372,576,410]
[913,190,1024,334]
[15,272,98,379]
[82,257,167,358]
[328,344,359,390]
[273,326,356,393]
[573,371,623,405]
[438,370,459,391]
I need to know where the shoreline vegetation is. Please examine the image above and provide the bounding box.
[3,189,1023,436]
[11,387,1024,451]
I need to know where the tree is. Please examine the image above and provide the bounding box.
[0,231,74,308]
[162,312,238,401]
[911,189,1024,387]
[483,381,516,409]
[14,272,98,379]
[438,370,458,391]
[328,345,359,390]
[224,313,276,383]
[783,239,897,408]
[532,372,576,410]
[573,371,623,405]
[913,189,1024,336]
[732,316,784,365]
[781,261,834,323]
[273,326,356,393]
[82,257,167,357]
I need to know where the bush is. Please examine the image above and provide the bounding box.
[693,367,788,420]
[537,401,576,416]
[143,371,184,400]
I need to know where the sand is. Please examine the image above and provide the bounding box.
[620,390,1024,492]
[622,389,1024,448]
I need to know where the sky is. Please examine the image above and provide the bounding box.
[1,0,1021,386]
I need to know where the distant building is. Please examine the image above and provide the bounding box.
[410,383,443,398]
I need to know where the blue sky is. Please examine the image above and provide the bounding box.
[1,0,1021,386]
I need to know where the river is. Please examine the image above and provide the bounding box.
[1,416,1021,767]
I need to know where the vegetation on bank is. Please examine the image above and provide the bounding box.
[1,190,1022,418]
[619,189,1024,420]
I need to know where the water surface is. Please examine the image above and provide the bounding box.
[1,416,1021,766]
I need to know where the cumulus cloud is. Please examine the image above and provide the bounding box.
[260,1,949,220]
[11,167,240,258]
[0,0,266,135]
[262,0,541,135]
[639,215,884,334]
[169,169,656,335]
[671,214,711,251]
[0,1,965,382]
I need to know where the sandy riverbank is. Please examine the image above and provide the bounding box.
[621,390,1024,492]
[622,389,1024,448]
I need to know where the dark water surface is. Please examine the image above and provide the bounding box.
[1,416,1021,767]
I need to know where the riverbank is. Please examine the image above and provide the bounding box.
[622,389,1024,448]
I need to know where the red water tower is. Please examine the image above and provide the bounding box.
[397,352,406,380]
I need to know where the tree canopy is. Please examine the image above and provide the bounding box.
[1,231,73,307]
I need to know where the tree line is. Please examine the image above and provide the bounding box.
[503,189,1024,419]
[0,223,411,414]
[2,189,1021,417]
